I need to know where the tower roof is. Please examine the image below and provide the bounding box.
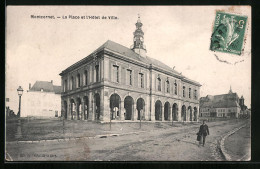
[132,14,146,56]
[135,14,143,28]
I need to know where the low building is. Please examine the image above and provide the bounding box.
[22,81,62,117]
[59,16,201,122]
[199,87,242,118]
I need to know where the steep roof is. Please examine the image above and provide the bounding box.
[200,92,240,108]
[29,81,62,94]
[61,40,201,86]
[101,40,182,75]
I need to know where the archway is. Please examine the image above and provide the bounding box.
[110,93,121,120]
[124,96,134,120]
[172,103,178,121]
[164,102,170,121]
[194,107,198,121]
[70,99,76,120]
[181,105,186,121]
[83,96,89,120]
[188,106,192,121]
[155,100,162,121]
[137,98,145,120]
[94,93,100,120]
[76,98,82,120]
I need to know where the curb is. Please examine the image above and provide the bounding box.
[6,131,146,145]
[219,124,247,161]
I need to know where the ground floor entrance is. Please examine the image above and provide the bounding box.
[61,88,199,122]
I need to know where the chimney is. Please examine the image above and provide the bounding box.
[51,80,53,84]
[29,83,31,89]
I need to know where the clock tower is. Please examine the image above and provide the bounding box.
[131,14,147,57]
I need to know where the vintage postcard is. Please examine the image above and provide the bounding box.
[5,6,251,161]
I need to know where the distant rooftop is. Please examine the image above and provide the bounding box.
[29,81,62,94]
[200,90,240,108]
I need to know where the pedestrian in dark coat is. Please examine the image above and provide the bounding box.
[198,120,209,147]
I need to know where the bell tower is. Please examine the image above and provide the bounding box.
[131,14,147,57]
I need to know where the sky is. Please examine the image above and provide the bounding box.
[6,6,251,112]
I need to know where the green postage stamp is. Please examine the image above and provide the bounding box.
[210,11,248,55]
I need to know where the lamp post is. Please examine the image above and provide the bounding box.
[17,86,23,118]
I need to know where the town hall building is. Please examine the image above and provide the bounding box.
[59,16,201,122]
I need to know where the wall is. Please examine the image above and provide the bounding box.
[23,91,61,117]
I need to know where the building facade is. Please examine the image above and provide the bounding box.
[60,16,201,122]
[199,87,242,118]
[22,81,62,117]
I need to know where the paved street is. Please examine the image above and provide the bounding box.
[6,119,250,161]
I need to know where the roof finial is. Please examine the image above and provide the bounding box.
[137,13,141,23]
[229,85,233,94]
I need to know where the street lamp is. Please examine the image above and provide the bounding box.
[17,86,23,118]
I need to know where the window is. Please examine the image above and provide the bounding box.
[84,70,88,85]
[127,69,132,85]
[174,82,177,95]
[194,89,197,99]
[166,80,170,93]
[139,73,144,88]
[183,86,186,97]
[77,73,80,88]
[157,77,161,91]
[113,65,119,83]
[70,76,74,90]
[189,88,191,98]
[64,79,67,92]
[95,65,99,82]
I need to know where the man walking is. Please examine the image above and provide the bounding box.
[198,120,210,147]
